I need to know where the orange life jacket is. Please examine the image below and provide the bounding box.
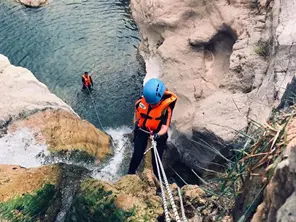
[82,74,91,87]
[135,91,177,132]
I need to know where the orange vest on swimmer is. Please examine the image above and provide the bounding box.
[82,74,91,86]
[135,91,177,131]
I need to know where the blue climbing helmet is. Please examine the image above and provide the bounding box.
[143,78,166,104]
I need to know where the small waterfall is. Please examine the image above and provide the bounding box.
[0,128,48,167]
[92,126,133,182]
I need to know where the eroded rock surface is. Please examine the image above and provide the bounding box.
[131,0,296,170]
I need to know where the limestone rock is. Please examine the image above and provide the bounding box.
[0,54,73,129]
[130,0,296,172]
[80,174,163,221]
[182,184,206,202]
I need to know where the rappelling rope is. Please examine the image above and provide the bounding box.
[86,87,116,147]
[151,137,182,222]
[152,139,171,222]
[178,187,188,222]
[86,87,106,132]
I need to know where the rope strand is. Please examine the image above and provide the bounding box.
[152,141,171,222]
[152,139,182,222]
[86,87,106,132]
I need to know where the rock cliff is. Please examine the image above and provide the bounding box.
[130,0,296,171]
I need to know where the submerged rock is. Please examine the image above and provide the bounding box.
[16,0,48,8]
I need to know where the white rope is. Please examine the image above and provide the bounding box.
[152,138,182,222]
[178,187,188,222]
[152,140,171,222]
[85,87,116,147]
[86,87,106,132]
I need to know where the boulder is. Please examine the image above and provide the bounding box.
[16,0,48,8]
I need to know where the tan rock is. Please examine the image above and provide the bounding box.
[8,109,111,161]
[140,169,159,190]
[85,174,163,221]
[115,175,148,195]
[182,184,206,202]
[0,164,58,202]
[16,0,48,7]
[115,194,136,211]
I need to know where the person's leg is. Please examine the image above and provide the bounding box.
[82,85,86,90]
[151,133,168,179]
[128,130,149,174]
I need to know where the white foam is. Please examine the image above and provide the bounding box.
[92,126,132,182]
[0,128,48,168]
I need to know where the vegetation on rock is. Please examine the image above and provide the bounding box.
[0,184,55,222]
[65,179,134,222]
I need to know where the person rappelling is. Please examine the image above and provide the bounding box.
[128,78,177,178]
[81,71,93,91]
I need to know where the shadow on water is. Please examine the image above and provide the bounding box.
[0,0,145,129]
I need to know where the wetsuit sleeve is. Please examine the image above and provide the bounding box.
[82,76,84,84]
[161,106,172,127]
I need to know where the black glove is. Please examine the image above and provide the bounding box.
[153,133,160,141]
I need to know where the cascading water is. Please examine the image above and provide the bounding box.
[92,126,133,182]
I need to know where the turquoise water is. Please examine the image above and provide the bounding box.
[0,0,144,129]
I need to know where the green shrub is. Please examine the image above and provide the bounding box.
[65,182,134,222]
[0,184,55,222]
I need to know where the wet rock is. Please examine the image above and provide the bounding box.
[73,174,163,221]
[8,109,111,162]
[183,185,206,203]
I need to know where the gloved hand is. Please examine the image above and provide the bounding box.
[153,133,160,141]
